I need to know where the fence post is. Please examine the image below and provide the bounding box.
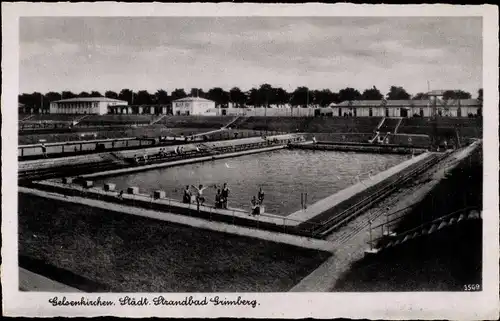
[369,220,373,251]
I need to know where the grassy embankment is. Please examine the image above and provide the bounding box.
[19,194,331,292]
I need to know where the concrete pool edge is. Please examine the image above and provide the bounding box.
[288,140,482,292]
[29,151,436,233]
[287,152,432,221]
[19,187,336,253]
[80,144,288,179]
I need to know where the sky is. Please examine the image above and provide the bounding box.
[19,16,482,97]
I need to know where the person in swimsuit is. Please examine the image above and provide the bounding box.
[183,185,192,204]
[221,183,230,209]
[215,189,222,209]
[257,187,265,205]
[191,184,207,211]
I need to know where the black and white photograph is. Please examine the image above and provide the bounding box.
[2,3,499,319]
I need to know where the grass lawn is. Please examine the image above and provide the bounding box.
[19,193,331,292]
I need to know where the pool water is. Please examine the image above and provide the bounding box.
[94,149,409,215]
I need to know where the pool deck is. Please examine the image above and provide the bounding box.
[19,268,83,292]
[32,150,432,231]
[20,186,335,252]
[287,152,431,222]
[32,180,302,227]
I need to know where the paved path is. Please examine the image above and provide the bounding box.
[289,144,479,292]
[20,187,335,253]
[19,268,82,292]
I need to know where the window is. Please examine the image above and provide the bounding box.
[369,108,373,117]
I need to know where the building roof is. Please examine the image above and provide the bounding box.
[53,97,127,103]
[173,97,214,103]
[336,99,481,107]
[427,89,448,96]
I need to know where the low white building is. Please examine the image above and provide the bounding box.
[172,97,216,116]
[49,97,128,115]
[332,99,481,118]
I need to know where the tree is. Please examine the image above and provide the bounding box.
[45,91,62,103]
[289,87,311,107]
[246,88,260,107]
[361,86,383,100]
[273,87,290,107]
[78,91,91,98]
[190,88,205,98]
[118,89,135,105]
[61,91,77,99]
[312,89,336,107]
[28,92,46,110]
[255,84,275,107]
[442,90,471,100]
[412,92,429,100]
[135,90,153,105]
[154,89,170,105]
[338,87,361,103]
[207,87,228,107]
[477,88,483,101]
[105,91,119,99]
[386,86,411,100]
[90,91,103,97]
[170,88,187,102]
[229,87,246,108]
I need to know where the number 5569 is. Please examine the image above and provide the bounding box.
[464,284,481,291]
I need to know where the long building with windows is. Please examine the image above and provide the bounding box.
[49,97,128,115]
[331,99,481,118]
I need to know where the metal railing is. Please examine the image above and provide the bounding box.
[18,129,291,160]
[310,152,446,238]
[367,205,481,251]
[32,180,324,238]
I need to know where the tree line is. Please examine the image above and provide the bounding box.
[19,85,482,110]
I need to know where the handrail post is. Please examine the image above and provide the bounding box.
[369,220,373,251]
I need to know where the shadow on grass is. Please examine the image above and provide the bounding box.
[19,194,331,292]
[19,255,111,292]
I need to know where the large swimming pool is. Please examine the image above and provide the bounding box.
[93,149,409,215]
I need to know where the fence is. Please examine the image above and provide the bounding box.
[367,205,481,251]
[18,129,290,160]
[35,180,324,238]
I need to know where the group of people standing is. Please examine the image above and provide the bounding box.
[182,183,265,216]
[183,183,230,212]
[250,187,265,216]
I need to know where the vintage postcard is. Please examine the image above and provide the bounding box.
[2,2,499,319]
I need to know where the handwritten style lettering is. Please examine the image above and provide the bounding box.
[153,295,209,306]
[48,296,114,306]
[118,296,149,306]
[210,296,258,308]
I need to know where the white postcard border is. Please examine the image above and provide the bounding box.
[2,3,499,319]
